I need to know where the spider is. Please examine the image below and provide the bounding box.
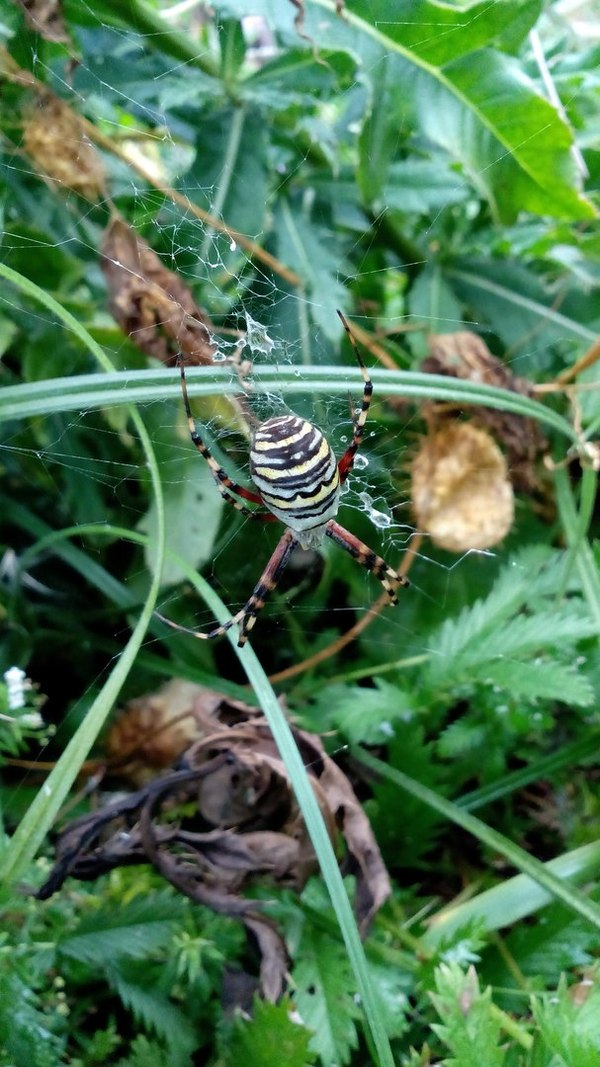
[162,311,407,647]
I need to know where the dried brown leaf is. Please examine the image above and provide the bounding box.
[38,679,390,997]
[104,677,261,784]
[101,216,217,365]
[23,94,105,200]
[16,0,70,43]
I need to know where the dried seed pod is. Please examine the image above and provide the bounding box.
[411,422,514,552]
[16,0,70,43]
[23,94,106,201]
[101,216,218,365]
[421,331,546,492]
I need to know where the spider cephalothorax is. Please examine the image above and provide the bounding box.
[163,312,407,646]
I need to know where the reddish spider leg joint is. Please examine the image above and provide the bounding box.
[160,311,408,647]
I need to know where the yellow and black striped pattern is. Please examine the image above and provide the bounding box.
[250,414,341,544]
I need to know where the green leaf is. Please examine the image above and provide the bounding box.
[115,1035,169,1067]
[424,48,592,221]
[225,998,316,1067]
[292,926,361,1065]
[503,900,600,982]
[384,159,470,215]
[447,260,598,363]
[407,264,465,338]
[309,680,416,745]
[108,959,197,1067]
[469,657,594,707]
[348,0,542,65]
[58,893,184,965]
[186,104,269,247]
[372,727,444,866]
[139,447,223,586]
[430,963,506,1067]
[296,1,593,222]
[273,201,350,336]
[0,971,66,1067]
[424,547,598,694]
[532,976,600,1067]
[357,52,413,204]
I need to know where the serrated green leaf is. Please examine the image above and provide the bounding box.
[0,972,67,1067]
[469,657,594,706]
[225,997,316,1067]
[430,963,506,1067]
[503,900,600,981]
[58,893,184,965]
[309,680,416,745]
[293,927,361,1066]
[115,1035,168,1067]
[108,960,197,1067]
[532,977,600,1067]
[425,547,597,694]
[462,610,598,666]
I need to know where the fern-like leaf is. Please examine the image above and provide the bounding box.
[58,891,185,965]
[469,656,594,706]
[532,974,600,1066]
[0,972,67,1067]
[425,547,595,699]
[430,963,506,1067]
[107,959,197,1067]
[115,1035,171,1067]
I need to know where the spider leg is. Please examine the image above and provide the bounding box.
[336,310,373,484]
[158,529,297,648]
[326,519,408,603]
[178,356,271,520]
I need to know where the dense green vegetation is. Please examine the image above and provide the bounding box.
[1,1,600,1064]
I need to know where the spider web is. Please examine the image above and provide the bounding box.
[1,0,598,714]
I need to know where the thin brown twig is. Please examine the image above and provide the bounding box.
[348,319,404,371]
[555,336,600,386]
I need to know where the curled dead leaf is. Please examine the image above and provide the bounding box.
[101,216,217,365]
[104,677,261,785]
[39,678,390,1000]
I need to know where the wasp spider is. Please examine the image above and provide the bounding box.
[163,311,407,647]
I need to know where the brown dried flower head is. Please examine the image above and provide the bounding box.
[23,94,106,201]
[411,422,514,552]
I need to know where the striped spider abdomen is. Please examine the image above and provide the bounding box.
[250,414,341,549]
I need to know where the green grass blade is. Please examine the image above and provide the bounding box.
[554,465,600,632]
[0,267,166,883]
[0,372,579,449]
[355,748,600,933]
[423,841,600,947]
